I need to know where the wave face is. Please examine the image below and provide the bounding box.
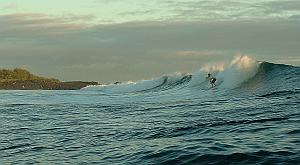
[1,57,299,164]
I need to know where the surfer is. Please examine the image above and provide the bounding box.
[207,73,216,88]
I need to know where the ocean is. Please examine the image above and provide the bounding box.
[1,57,299,164]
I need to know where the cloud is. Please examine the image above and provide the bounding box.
[162,0,300,21]
[63,62,118,70]
[0,13,92,30]
[289,14,300,20]
[0,13,95,47]
[0,12,300,82]
[264,0,300,12]
[118,10,156,16]
[93,0,122,3]
[162,0,264,21]
[2,3,18,10]
[175,50,222,57]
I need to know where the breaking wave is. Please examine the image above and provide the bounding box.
[84,56,300,95]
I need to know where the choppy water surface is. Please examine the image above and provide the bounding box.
[1,60,300,164]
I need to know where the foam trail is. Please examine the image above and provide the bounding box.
[96,77,166,93]
[84,55,260,92]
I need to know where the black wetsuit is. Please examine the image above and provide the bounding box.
[211,78,216,83]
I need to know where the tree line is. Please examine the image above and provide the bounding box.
[0,68,59,81]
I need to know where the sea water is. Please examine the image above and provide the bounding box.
[1,57,299,164]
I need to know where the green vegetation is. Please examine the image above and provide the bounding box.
[0,68,59,82]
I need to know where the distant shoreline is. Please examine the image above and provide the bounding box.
[0,80,99,90]
[0,68,99,90]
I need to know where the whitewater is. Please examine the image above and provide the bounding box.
[1,56,299,164]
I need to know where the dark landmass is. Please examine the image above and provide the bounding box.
[0,80,99,90]
[0,68,99,90]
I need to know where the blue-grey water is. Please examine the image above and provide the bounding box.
[1,62,300,164]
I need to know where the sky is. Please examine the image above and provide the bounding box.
[0,0,300,83]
